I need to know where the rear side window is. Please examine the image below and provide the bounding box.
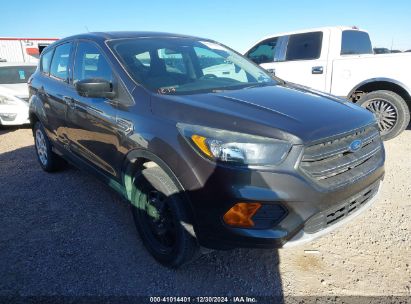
[341,30,373,55]
[158,48,187,74]
[135,51,151,67]
[73,41,113,84]
[286,32,323,61]
[50,43,72,81]
[41,49,54,74]
[247,37,279,64]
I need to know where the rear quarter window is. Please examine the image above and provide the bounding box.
[286,32,323,61]
[40,49,54,75]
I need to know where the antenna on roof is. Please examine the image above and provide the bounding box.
[85,26,90,33]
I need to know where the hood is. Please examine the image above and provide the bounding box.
[0,83,29,100]
[151,84,376,144]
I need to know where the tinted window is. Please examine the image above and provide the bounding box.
[247,38,279,64]
[41,49,54,74]
[341,31,373,55]
[0,66,36,84]
[74,41,113,84]
[286,32,323,61]
[50,43,72,81]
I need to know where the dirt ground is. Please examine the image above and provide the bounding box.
[0,126,410,300]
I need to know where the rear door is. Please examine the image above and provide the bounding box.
[40,42,75,146]
[247,31,328,91]
[66,40,121,179]
[275,31,327,91]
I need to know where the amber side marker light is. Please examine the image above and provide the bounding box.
[191,135,213,158]
[223,202,262,227]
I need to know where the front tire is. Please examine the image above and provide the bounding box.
[33,121,65,172]
[130,165,199,268]
[356,90,410,140]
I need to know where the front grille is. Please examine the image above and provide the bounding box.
[304,180,380,233]
[300,126,383,189]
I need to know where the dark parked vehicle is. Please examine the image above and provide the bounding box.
[28,32,385,267]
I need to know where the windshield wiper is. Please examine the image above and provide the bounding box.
[242,82,275,90]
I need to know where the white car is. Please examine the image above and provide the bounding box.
[245,26,411,140]
[0,63,36,126]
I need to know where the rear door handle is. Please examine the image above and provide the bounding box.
[312,66,324,74]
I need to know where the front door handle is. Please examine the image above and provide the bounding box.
[63,96,76,109]
[312,66,324,74]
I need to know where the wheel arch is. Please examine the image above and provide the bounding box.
[28,94,48,130]
[122,148,199,235]
[121,149,187,202]
[348,78,411,108]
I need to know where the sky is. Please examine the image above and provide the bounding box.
[1,0,411,52]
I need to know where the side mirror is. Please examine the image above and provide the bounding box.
[75,78,115,99]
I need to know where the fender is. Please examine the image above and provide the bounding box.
[347,77,411,99]
[28,94,48,126]
[122,148,187,201]
[122,148,199,236]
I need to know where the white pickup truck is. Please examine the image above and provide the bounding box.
[245,26,411,140]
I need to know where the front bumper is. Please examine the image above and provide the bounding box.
[283,181,382,247]
[184,148,384,250]
[0,104,30,126]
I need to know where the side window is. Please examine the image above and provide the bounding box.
[247,38,279,64]
[74,41,113,84]
[41,49,54,75]
[194,46,248,82]
[157,48,187,74]
[286,32,323,61]
[341,31,373,55]
[50,43,72,81]
[195,47,226,70]
[135,51,151,67]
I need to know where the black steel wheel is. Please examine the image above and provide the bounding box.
[130,165,198,268]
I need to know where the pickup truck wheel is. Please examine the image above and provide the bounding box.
[130,166,199,268]
[33,121,65,172]
[357,90,410,140]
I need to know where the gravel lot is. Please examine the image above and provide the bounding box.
[0,126,410,301]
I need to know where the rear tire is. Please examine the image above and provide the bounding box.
[33,121,65,172]
[356,90,410,140]
[130,165,199,268]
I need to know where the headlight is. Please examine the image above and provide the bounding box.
[177,123,292,166]
[0,95,19,105]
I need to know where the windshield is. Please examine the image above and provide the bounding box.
[108,38,276,94]
[0,66,36,84]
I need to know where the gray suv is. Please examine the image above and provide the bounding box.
[28,32,385,267]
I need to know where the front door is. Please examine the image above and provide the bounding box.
[66,40,121,179]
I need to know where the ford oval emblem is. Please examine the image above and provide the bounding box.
[349,139,363,152]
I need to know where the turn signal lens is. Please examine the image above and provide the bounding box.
[191,135,213,157]
[223,202,261,227]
